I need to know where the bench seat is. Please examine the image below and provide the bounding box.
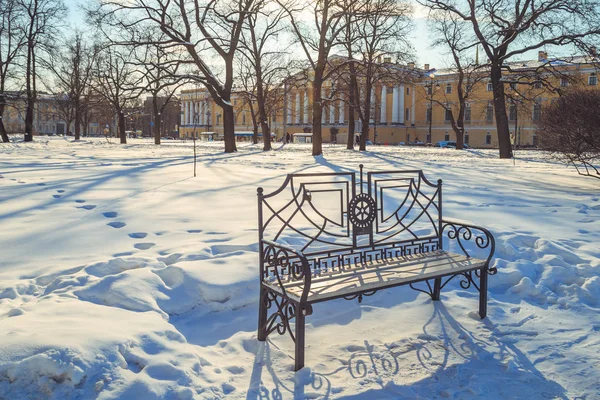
[264,250,486,303]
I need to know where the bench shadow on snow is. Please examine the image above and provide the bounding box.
[245,303,567,400]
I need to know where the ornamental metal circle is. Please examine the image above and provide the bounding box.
[349,193,376,228]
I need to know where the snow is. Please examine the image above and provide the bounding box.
[0,136,599,399]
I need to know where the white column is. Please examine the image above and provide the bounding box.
[370,89,375,123]
[201,102,206,125]
[295,92,300,124]
[329,91,335,124]
[181,101,185,126]
[187,102,192,125]
[380,86,387,124]
[286,93,291,124]
[392,86,399,123]
[411,84,416,124]
[321,89,326,124]
[303,90,309,124]
[399,84,405,124]
[338,94,344,124]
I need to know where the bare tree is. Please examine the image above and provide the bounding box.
[92,0,256,153]
[429,11,484,150]
[130,35,184,145]
[343,0,413,151]
[537,89,600,179]
[0,0,26,143]
[20,0,66,142]
[278,0,360,155]
[238,0,289,151]
[420,0,600,158]
[92,45,139,144]
[43,32,98,140]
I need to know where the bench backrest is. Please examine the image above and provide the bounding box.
[258,165,443,280]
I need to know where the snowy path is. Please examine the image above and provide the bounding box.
[0,138,598,399]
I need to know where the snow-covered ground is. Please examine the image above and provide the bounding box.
[0,137,598,399]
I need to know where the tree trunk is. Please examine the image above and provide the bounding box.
[249,101,258,145]
[222,103,237,153]
[347,78,356,150]
[490,64,512,158]
[312,74,323,156]
[24,44,35,142]
[74,100,81,141]
[256,88,271,151]
[118,111,126,144]
[0,101,9,142]
[359,86,371,152]
[153,95,161,145]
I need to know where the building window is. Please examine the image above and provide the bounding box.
[560,77,569,87]
[444,132,449,141]
[465,103,471,122]
[486,132,491,145]
[533,134,539,146]
[233,98,237,105]
[509,104,517,121]
[510,82,517,90]
[534,81,542,89]
[426,107,432,122]
[486,104,494,122]
[242,112,246,125]
[446,83,452,94]
[445,108,452,121]
[427,85,432,95]
[217,114,221,125]
[533,102,542,121]
[405,108,410,121]
[589,73,597,86]
[406,87,410,95]
[487,82,493,91]
[465,132,470,144]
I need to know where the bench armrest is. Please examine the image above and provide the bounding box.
[260,239,313,310]
[441,218,497,274]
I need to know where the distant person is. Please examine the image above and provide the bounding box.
[286,132,291,144]
[356,135,360,145]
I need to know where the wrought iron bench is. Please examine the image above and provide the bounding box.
[257,165,496,371]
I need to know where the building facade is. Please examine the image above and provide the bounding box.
[177,52,598,148]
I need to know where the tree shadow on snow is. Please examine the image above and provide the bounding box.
[245,302,568,399]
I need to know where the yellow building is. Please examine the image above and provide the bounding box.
[178,52,597,147]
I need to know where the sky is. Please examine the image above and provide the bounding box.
[65,0,443,69]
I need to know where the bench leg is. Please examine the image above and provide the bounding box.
[258,287,267,341]
[479,268,488,319]
[432,278,442,301]
[294,306,306,371]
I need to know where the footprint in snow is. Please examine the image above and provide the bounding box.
[78,205,97,210]
[107,222,126,229]
[53,194,62,199]
[134,243,155,250]
[57,189,65,193]
[103,212,118,218]
[187,229,202,234]
[113,251,134,257]
[75,199,86,203]
[36,183,46,186]
[128,232,148,239]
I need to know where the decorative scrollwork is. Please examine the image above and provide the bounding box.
[409,280,435,298]
[343,290,377,303]
[263,289,298,342]
[441,219,496,273]
[349,193,376,228]
[439,271,480,292]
